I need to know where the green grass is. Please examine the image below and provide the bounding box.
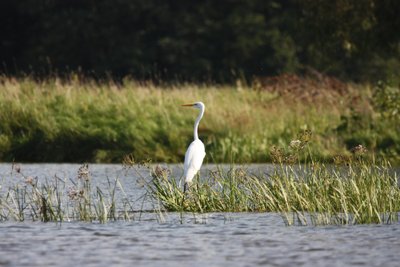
[0,164,134,223]
[0,75,399,163]
[146,153,400,226]
[1,152,399,226]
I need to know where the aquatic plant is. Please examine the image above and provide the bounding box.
[0,164,135,223]
[146,140,400,226]
[1,140,399,226]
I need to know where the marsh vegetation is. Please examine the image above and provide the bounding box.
[1,139,399,226]
[145,138,400,226]
[0,76,399,164]
[0,76,398,226]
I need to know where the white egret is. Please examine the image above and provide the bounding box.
[181,102,206,192]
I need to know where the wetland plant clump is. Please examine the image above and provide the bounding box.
[1,140,399,226]
[0,164,135,223]
[145,140,400,226]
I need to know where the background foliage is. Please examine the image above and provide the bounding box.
[0,77,399,163]
[1,0,399,82]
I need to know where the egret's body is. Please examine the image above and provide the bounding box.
[182,102,206,191]
[183,139,205,183]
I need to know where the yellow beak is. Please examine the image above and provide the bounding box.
[181,103,194,107]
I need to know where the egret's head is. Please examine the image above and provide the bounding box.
[182,102,205,110]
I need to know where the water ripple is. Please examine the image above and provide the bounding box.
[1,164,400,267]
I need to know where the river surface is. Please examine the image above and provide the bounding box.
[0,163,399,267]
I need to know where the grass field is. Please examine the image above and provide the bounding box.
[0,75,399,163]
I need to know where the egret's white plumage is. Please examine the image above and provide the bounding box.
[184,139,205,182]
[182,102,206,191]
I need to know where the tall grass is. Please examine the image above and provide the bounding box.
[0,164,135,223]
[146,141,400,226]
[0,76,398,163]
[1,148,398,225]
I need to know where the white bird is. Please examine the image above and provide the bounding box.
[181,102,206,192]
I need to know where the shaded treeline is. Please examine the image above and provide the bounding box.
[1,0,399,82]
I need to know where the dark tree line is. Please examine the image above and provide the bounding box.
[1,0,399,82]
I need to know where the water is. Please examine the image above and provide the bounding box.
[0,164,400,267]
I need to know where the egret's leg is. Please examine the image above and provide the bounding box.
[184,182,189,193]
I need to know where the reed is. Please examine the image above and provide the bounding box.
[1,151,399,225]
[146,140,400,225]
[1,128,399,225]
[0,164,135,223]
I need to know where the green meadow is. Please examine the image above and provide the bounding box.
[0,76,399,164]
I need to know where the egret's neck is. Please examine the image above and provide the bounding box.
[193,107,204,140]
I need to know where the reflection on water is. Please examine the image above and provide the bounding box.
[0,164,399,267]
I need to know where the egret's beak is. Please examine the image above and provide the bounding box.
[181,103,194,107]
